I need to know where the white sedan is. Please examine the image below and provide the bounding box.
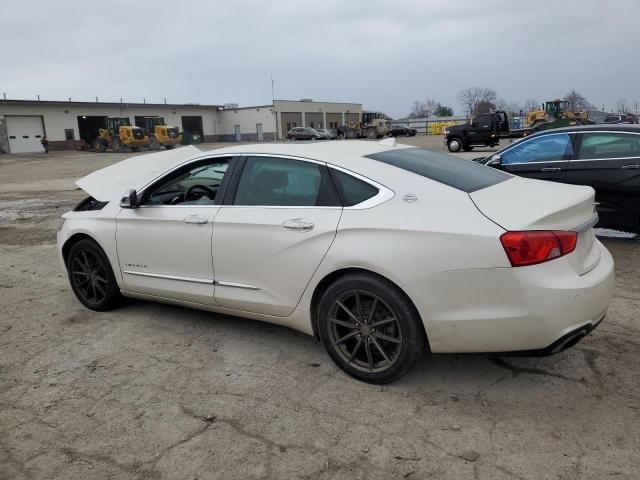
[57,140,614,383]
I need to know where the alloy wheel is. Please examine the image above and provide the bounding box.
[327,290,403,373]
[70,249,109,306]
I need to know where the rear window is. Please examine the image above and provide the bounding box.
[366,148,510,193]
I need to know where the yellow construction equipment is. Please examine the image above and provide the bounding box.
[141,117,181,149]
[93,118,149,152]
[345,112,391,139]
[526,100,589,128]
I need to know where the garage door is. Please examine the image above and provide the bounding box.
[305,112,323,129]
[345,113,360,124]
[6,116,45,153]
[281,112,302,134]
[326,113,342,130]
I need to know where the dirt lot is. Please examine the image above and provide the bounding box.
[1,137,639,480]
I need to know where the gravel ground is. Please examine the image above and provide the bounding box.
[1,138,639,480]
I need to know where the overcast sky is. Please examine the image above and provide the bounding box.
[1,1,637,118]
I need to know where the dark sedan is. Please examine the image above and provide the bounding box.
[389,125,418,137]
[476,125,640,233]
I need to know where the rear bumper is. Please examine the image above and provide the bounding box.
[405,239,615,353]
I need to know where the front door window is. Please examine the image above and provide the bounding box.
[501,134,574,164]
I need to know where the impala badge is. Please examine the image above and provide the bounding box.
[403,194,418,203]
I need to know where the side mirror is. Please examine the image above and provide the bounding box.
[488,154,501,166]
[120,189,139,209]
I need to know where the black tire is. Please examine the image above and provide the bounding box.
[462,145,474,151]
[165,144,174,150]
[130,146,140,152]
[66,238,122,311]
[92,139,106,153]
[405,131,411,137]
[317,273,425,384]
[447,137,463,152]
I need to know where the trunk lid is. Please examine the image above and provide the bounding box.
[470,176,600,275]
[76,145,202,202]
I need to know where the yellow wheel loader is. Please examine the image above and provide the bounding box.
[92,118,149,153]
[140,117,182,150]
[345,112,391,139]
[526,100,590,130]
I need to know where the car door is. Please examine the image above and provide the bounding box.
[467,114,492,145]
[566,131,640,231]
[116,156,235,304]
[212,155,343,316]
[493,132,575,182]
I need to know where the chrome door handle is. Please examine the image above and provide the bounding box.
[182,214,208,225]
[282,218,314,231]
[541,167,561,172]
[621,164,640,169]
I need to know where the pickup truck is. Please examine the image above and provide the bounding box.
[443,111,531,152]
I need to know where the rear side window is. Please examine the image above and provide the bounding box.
[234,156,340,207]
[366,148,509,193]
[578,132,640,159]
[330,169,379,206]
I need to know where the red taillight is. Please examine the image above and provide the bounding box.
[500,231,577,267]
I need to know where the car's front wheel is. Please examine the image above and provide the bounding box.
[447,138,462,152]
[318,273,425,384]
[66,238,122,311]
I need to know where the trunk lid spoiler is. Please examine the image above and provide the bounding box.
[470,177,596,231]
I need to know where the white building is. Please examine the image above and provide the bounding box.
[0,98,362,153]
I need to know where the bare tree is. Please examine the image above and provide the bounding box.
[457,87,497,116]
[563,89,592,112]
[507,102,521,116]
[524,98,541,113]
[617,98,629,113]
[407,98,439,118]
[634,101,640,115]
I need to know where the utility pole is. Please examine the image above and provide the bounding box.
[271,74,278,140]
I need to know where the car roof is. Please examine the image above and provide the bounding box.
[201,140,415,164]
[528,124,640,136]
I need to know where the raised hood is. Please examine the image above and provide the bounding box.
[470,176,596,231]
[76,146,202,201]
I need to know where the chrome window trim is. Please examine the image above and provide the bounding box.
[500,159,569,166]
[137,152,235,198]
[573,130,640,162]
[328,164,395,210]
[485,132,576,166]
[569,156,640,162]
[130,151,395,210]
[229,153,395,210]
[572,213,599,233]
[123,270,214,284]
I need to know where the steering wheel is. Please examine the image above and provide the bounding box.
[184,184,216,202]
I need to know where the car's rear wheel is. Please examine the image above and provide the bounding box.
[318,273,425,384]
[447,138,462,152]
[66,239,122,311]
